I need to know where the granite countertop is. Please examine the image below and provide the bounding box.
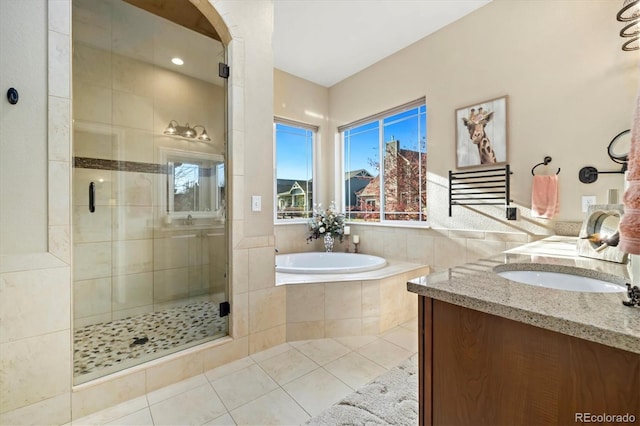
[407,236,640,354]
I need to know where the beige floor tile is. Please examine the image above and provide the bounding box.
[205,356,255,381]
[72,396,148,426]
[287,339,315,348]
[149,384,226,425]
[399,317,419,331]
[68,334,417,426]
[249,342,293,363]
[333,335,379,351]
[203,413,237,425]
[381,326,418,353]
[357,338,413,369]
[323,352,386,390]
[104,408,153,425]
[230,388,310,426]
[210,364,279,411]
[296,338,350,366]
[283,368,353,416]
[146,374,209,405]
[258,348,319,385]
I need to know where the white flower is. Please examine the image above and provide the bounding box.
[319,226,325,233]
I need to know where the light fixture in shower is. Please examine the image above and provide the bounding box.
[617,0,639,51]
[164,120,211,142]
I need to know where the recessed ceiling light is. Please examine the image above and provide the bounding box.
[171,57,184,66]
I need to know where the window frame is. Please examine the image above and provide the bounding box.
[338,98,428,227]
[159,147,225,220]
[273,117,319,224]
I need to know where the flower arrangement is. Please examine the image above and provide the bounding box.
[306,202,346,243]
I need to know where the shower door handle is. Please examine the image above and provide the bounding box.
[89,182,95,213]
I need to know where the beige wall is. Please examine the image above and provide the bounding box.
[274,69,331,205]
[273,0,637,268]
[329,0,637,231]
[1,1,74,423]
[0,1,49,254]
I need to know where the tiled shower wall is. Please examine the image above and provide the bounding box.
[71,39,226,327]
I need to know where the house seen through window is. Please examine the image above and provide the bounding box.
[274,119,316,220]
[342,99,427,223]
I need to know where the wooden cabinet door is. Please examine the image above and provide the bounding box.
[421,298,640,425]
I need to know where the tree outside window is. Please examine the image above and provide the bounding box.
[342,102,427,223]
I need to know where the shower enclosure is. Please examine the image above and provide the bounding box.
[71,0,229,384]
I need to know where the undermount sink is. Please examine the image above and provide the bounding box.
[493,264,627,293]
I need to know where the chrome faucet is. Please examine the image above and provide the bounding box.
[185,214,193,225]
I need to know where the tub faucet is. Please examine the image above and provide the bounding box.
[185,214,193,225]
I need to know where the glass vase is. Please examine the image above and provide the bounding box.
[323,234,335,252]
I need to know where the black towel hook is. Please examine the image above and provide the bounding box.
[531,156,560,176]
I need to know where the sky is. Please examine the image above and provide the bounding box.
[276,105,426,182]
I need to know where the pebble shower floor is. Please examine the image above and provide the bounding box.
[73,301,227,377]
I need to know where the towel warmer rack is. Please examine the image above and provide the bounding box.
[448,165,513,216]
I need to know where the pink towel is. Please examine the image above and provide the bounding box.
[531,175,559,219]
[619,78,640,255]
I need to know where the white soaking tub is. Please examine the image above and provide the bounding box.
[275,252,387,274]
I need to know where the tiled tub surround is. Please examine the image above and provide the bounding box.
[275,223,559,272]
[279,261,430,340]
[407,236,639,354]
[74,300,227,383]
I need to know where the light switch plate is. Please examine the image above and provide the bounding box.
[251,195,261,212]
[581,195,596,213]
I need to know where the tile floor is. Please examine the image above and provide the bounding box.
[70,318,418,426]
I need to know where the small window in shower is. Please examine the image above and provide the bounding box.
[163,149,225,219]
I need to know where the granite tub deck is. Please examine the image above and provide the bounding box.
[407,236,640,354]
[278,260,430,340]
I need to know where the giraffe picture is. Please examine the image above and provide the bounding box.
[455,96,507,168]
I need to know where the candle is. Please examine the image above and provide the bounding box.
[344,226,351,236]
[352,235,360,244]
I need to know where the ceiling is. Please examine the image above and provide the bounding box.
[78,0,491,89]
[74,0,225,85]
[273,0,492,87]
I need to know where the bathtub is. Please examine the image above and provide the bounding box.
[276,252,386,274]
[276,254,430,340]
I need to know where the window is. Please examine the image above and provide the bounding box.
[274,118,317,221]
[161,148,225,218]
[341,99,427,224]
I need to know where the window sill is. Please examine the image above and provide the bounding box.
[345,221,431,230]
[274,220,431,230]
[275,220,308,226]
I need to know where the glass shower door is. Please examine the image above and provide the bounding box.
[71,0,228,384]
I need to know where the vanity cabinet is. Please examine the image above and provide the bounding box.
[418,297,640,425]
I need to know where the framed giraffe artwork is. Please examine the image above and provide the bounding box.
[455,95,508,169]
